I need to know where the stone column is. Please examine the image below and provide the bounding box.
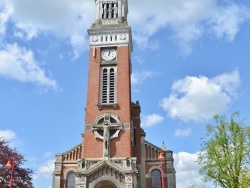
[166,150,176,188]
[140,130,146,188]
[76,174,87,188]
[118,0,122,18]
[52,154,63,188]
[96,0,100,20]
[114,2,118,18]
[108,3,112,18]
[103,3,107,19]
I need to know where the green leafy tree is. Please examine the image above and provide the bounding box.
[198,112,250,188]
[0,138,33,188]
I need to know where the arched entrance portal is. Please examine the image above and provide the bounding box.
[94,181,117,188]
[99,185,114,188]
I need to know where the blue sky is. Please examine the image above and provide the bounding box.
[0,0,250,187]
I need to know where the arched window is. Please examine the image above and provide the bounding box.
[151,169,161,188]
[67,171,75,188]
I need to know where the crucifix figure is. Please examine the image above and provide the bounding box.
[92,119,122,158]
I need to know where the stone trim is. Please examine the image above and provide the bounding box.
[146,166,162,178]
[88,26,133,52]
[76,158,138,188]
[63,168,77,179]
[97,103,119,110]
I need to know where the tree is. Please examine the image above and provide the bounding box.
[0,138,33,188]
[198,112,250,188]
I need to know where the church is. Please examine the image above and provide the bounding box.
[52,0,176,187]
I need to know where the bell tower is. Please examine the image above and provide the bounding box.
[84,0,133,160]
[52,1,176,188]
[79,0,139,187]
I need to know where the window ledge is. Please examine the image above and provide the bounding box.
[97,103,119,110]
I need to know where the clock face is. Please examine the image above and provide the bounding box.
[101,48,116,61]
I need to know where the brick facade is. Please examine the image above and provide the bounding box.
[52,0,176,187]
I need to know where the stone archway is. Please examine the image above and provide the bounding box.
[99,185,114,188]
[94,181,117,188]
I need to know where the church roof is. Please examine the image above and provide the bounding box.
[83,158,137,176]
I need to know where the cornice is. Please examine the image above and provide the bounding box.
[88,25,131,36]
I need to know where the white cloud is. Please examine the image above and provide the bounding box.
[131,70,155,85]
[142,114,164,127]
[160,70,240,122]
[210,3,249,41]
[1,0,94,58]
[0,43,58,89]
[174,152,209,188]
[0,0,13,39]
[30,153,55,187]
[0,130,16,140]
[0,130,19,148]
[2,0,249,56]
[129,0,250,55]
[37,159,54,178]
[175,128,192,137]
[212,69,240,96]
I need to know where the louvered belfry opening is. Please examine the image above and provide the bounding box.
[102,68,108,103]
[102,67,116,104]
[102,2,118,19]
[109,68,115,103]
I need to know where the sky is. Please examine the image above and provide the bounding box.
[0,0,250,187]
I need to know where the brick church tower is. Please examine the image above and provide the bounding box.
[52,0,176,188]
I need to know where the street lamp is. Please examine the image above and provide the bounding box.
[5,160,14,188]
[158,152,165,188]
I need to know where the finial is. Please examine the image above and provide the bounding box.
[161,141,166,151]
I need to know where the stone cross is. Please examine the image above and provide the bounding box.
[92,120,122,158]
